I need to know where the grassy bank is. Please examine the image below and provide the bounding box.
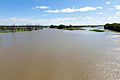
[0,30,14,33]
[63,27,86,30]
[89,29,105,32]
[0,28,42,33]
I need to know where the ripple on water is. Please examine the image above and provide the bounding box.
[0,29,120,80]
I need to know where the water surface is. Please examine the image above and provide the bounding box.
[0,28,120,80]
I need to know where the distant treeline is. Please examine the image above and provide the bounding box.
[50,24,72,29]
[50,24,101,29]
[50,24,87,30]
[104,23,120,32]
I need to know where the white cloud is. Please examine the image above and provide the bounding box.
[85,16,92,20]
[0,17,78,25]
[46,8,75,13]
[45,6,102,13]
[46,10,59,13]
[115,5,120,10]
[0,17,109,25]
[98,12,103,15]
[97,6,103,9]
[0,17,34,25]
[106,1,111,5]
[107,17,112,20]
[106,15,120,21]
[77,7,97,11]
[36,6,50,9]
[113,16,117,19]
[42,14,48,16]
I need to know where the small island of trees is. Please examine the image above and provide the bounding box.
[50,24,86,30]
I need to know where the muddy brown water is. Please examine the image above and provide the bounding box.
[0,28,120,80]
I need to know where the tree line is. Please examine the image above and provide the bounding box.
[104,23,120,32]
[50,24,72,29]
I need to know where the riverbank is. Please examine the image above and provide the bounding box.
[62,27,86,30]
[89,29,105,32]
[0,25,43,33]
[0,24,106,33]
[0,28,42,33]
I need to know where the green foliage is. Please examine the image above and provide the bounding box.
[49,24,86,30]
[0,30,13,33]
[89,29,105,32]
[0,28,42,33]
[63,27,86,30]
[104,23,120,32]
[58,24,66,29]
[50,25,58,28]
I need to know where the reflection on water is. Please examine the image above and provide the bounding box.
[0,28,120,80]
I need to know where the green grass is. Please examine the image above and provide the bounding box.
[0,30,14,33]
[89,29,105,32]
[32,28,41,30]
[62,27,86,30]
[0,30,24,33]
[0,28,42,33]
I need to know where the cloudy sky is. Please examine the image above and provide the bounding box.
[0,0,120,25]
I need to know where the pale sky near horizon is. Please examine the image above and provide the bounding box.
[0,0,120,25]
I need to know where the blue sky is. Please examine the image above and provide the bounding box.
[0,0,120,25]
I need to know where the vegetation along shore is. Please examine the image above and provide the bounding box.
[104,23,120,32]
[0,25,44,33]
[1,23,120,33]
[50,24,86,30]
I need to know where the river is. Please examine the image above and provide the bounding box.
[0,27,120,80]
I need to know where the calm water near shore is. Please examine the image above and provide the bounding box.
[0,27,120,80]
